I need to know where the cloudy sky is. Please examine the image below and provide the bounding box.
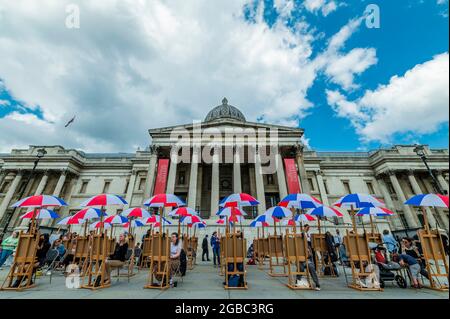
[0,0,448,153]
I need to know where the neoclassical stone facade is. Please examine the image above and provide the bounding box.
[0,99,449,239]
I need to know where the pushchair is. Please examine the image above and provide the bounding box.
[372,245,407,289]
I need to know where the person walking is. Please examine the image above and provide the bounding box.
[0,231,19,268]
[211,232,221,267]
[202,235,210,261]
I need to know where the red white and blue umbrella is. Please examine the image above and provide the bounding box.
[278,193,322,209]
[306,206,343,218]
[143,194,185,207]
[143,215,171,225]
[11,195,68,208]
[121,207,151,219]
[255,214,278,224]
[57,216,82,225]
[122,220,145,228]
[72,208,106,220]
[153,220,172,227]
[180,215,203,225]
[250,220,270,228]
[264,206,293,219]
[282,219,301,227]
[90,221,112,229]
[357,207,395,216]
[216,218,226,225]
[80,194,127,207]
[20,209,59,219]
[217,207,247,217]
[294,213,315,223]
[189,221,207,229]
[168,207,198,217]
[333,193,385,208]
[104,214,129,224]
[404,194,449,208]
[219,193,259,207]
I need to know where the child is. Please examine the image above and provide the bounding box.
[397,253,421,288]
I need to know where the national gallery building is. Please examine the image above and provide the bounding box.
[0,99,449,237]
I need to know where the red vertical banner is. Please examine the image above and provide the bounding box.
[283,158,302,194]
[153,159,170,195]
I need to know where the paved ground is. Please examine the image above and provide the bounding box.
[0,262,448,299]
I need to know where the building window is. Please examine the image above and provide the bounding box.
[267,174,274,185]
[308,178,315,191]
[138,178,146,191]
[342,181,351,194]
[0,180,11,193]
[323,179,329,194]
[178,171,186,185]
[366,181,375,194]
[397,210,408,229]
[124,179,130,194]
[80,180,89,194]
[102,181,111,193]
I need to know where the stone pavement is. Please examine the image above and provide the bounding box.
[0,262,447,299]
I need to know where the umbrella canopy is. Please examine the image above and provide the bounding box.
[278,193,322,209]
[153,220,172,227]
[143,215,171,225]
[356,207,395,216]
[180,215,203,225]
[72,208,106,220]
[122,220,145,228]
[219,193,259,207]
[90,221,112,229]
[168,207,198,217]
[333,193,385,208]
[404,194,449,208]
[121,207,151,219]
[143,194,185,207]
[57,216,82,225]
[216,207,247,217]
[189,221,207,229]
[20,209,59,219]
[104,214,129,224]
[255,214,278,224]
[282,219,301,227]
[80,194,127,207]
[11,195,68,208]
[306,206,343,218]
[250,220,270,228]
[294,213,316,223]
[264,206,293,219]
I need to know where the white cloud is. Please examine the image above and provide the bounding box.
[0,0,371,152]
[326,53,449,143]
[303,0,342,17]
[0,99,10,106]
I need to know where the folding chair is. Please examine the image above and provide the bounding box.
[115,249,135,282]
[41,249,60,284]
[139,237,152,269]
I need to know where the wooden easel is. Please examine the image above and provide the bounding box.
[1,231,39,291]
[267,235,287,277]
[144,233,170,290]
[73,236,90,276]
[139,237,152,269]
[219,236,225,276]
[81,233,110,290]
[418,229,449,291]
[367,232,383,245]
[344,230,382,291]
[311,233,337,277]
[285,230,312,290]
[224,233,247,290]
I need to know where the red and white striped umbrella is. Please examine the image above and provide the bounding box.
[80,194,127,207]
[219,193,259,208]
[405,194,449,208]
[357,207,395,216]
[180,215,203,225]
[121,207,151,219]
[306,206,343,218]
[143,215,171,225]
[104,214,128,224]
[11,195,67,208]
[20,209,59,219]
[122,220,145,228]
[57,216,82,225]
[143,194,185,208]
[90,221,112,229]
[282,219,301,227]
[72,208,106,220]
[294,214,316,223]
[217,207,247,217]
[168,207,198,217]
[333,193,385,208]
[279,193,323,209]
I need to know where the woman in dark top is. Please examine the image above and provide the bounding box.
[401,237,430,280]
[36,233,51,267]
[104,233,129,284]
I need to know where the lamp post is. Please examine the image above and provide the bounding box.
[413,145,444,195]
[1,148,47,235]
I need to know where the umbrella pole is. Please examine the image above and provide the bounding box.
[84,220,88,237]
[178,219,181,236]
[274,219,277,237]
[159,207,163,234]
[318,217,321,235]
[291,208,296,234]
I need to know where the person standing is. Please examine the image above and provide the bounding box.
[0,231,19,268]
[202,235,210,261]
[211,232,220,267]
[382,229,399,253]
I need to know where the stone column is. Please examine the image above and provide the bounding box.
[0,170,6,189]
[407,170,437,228]
[295,144,310,194]
[125,169,138,208]
[34,171,49,195]
[254,147,266,215]
[210,147,220,216]
[0,171,23,224]
[166,147,178,195]
[388,170,419,229]
[188,147,199,208]
[436,170,449,195]
[233,146,242,194]
[42,170,67,227]
[375,175,402,230]
[276,151,288,200]
[143,146,159,199]
[314,170,329,206]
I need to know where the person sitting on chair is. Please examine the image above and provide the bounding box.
[52,239,66,261]
[169,232,182,287]
[0,231,19,268]
[401,237,430,280]
[36,233,51,267]
[104,233,129,285]
[296,243,321,291]
[374,245,400,270]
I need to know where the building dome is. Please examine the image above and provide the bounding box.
[204,98,246,122]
